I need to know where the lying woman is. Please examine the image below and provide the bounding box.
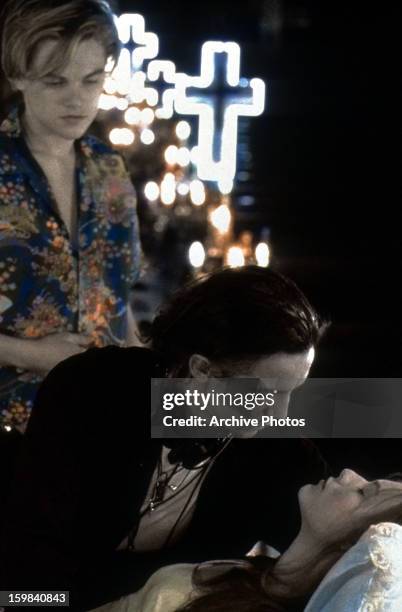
[93,468,402,611]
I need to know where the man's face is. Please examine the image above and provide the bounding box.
[15,38,107,142]
[206,347,314,438]
[241,348,315,420]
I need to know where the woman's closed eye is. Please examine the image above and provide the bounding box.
[359,481,380,498]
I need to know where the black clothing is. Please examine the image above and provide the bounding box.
[0,347,328,610]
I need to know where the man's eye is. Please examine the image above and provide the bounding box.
[85,80,101,85]
[45,81,63,87]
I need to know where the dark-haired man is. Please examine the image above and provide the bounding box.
[1,266,328,611]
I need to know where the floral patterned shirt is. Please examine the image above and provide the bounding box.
[0,108,141,431]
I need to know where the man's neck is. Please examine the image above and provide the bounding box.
[22,112,75,161]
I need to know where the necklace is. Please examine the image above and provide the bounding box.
[148,452,209,512]
[127,438,232,552]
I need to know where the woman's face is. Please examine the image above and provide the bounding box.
[299,468,402,544]
[14,37,107,142]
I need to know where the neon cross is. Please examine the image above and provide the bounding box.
[102,14,159,103]
[174,42,265,187]
[114,14,159,70]
[147,60,178,119]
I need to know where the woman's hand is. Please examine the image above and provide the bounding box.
[0,332,92,375]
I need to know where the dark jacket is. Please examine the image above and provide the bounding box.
[0,347,329,610]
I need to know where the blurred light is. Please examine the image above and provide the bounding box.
[189,242,206,268]
[98,94,117,110]
[145,88,159,107]
[104,77,117,95]
[255,242,270,267]
[217,178,234,195]
[227,246,245,268]
[4,425,12,432]
[113,48,131,96]
[238,195,255,207]
[116,98,129,111]
[99,94,129,111]
[161,173,176,205]
[177,182,190,196]
[189,179,206,206]
[140,108,155,125]
[144,181,160,202]
[105,57,115,73]
[177,147,191,167]
[109,128,135,146]
[125,107,141,125]
[210,204,231,234]
[128,71,147,104]
[176,121,191,140]
[190,146,200,165]
[165,145,178,165]
[109,128,121,145]
[140,129,155,145]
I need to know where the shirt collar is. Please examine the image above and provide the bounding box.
[0,106,94,159]
[0,106,22,139]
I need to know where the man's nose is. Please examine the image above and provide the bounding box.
[63,84,85,108]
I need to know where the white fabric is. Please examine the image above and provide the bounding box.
[304,522,402,611]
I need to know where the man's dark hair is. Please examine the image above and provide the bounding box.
[146,265,327,373]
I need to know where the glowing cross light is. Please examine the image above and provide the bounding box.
[114,14,159,70]
[147,60,178,119]
[100,14,160,109]
[174,41,266,189]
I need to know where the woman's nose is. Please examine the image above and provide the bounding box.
[338,468,356,482]
[337,468,367,485]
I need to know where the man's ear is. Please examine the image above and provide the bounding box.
[188,354,212,379]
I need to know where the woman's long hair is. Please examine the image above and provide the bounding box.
[178,557,306,612]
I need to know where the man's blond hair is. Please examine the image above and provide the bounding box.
[1,0,120,81]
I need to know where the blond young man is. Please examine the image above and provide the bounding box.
[0,0,141,431]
